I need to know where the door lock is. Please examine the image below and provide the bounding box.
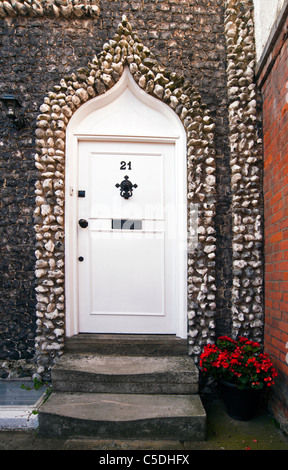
[78,219,88,228]
[115,175,138,199]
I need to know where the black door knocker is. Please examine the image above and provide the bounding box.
[115,175,138,200]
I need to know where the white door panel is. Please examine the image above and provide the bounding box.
[91,233,165,315]
[88,151,165,220]
[77,140,176,334]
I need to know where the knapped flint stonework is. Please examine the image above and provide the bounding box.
[0,0,100,18]
[0,0,264,379]
[224,0,263,342]
[33,15,217,375]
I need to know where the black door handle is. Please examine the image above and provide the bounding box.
[78,219,88,228]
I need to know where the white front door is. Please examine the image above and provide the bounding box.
[77,140,177,334]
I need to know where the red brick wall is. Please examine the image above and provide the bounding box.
[262,33,288,433]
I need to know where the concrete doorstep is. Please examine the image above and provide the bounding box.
[37,354,206,441]
[38,392,206,440]
[51,354,199,394]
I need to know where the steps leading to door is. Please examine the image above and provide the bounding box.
[38,336,206,441]
[51,354,199,394]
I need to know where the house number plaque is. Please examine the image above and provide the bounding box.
[120,161,132,170]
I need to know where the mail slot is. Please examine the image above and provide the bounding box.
[112,219,142,230]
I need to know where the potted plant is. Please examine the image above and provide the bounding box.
[199,335,278,421]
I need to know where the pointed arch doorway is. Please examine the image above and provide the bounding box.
[65,68,188,339]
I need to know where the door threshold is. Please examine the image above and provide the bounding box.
[65,333,188,356]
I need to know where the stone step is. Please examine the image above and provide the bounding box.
[52,354,199,394]
[65,334,188,356]
[38,392,206,440]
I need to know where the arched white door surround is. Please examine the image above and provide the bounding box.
[65,68,188,338]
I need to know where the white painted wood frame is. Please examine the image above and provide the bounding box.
[65,68,188,339]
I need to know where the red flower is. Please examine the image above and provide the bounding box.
[199,336,278,390]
